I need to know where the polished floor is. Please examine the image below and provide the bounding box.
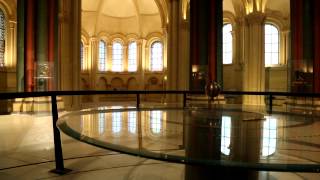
[0,111,320,180]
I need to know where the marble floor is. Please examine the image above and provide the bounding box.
[0,111,319,180]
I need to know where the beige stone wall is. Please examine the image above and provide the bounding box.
[265,66,288,92]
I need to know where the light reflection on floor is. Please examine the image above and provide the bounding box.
[0,111,319,180]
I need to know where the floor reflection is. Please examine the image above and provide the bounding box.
[62,107,320,174]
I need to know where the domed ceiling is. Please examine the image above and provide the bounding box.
[82,0,162,37]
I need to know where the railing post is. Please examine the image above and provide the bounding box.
[50,95,71,174]
[183,92,187,108]
[136,93,140,109]
[268,94,273,113]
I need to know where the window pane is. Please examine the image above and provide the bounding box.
[150,42,163,71]
[265,24,279,66]
[112,42,123,72]
[99,40,107,71]
[128,42,137,72]
[223,24,232,64]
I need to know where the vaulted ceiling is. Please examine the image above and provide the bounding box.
[82,0,162,37]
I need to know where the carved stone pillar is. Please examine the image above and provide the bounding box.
[123,45,128,72]
[107,44,113,72]
[243,12,265,105]
[167,0,179,92]
[137,40,145,90]
[89,37,97,89]
[59,0,81,109]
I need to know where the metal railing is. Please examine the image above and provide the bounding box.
[1,90,320,174]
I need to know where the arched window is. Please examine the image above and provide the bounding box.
[99,40,107,71]
[150,111,162,134]
[223,24,233,64]
[0,9,5,67]
[262,116,277,156]
[150,41,163,71]
[128,111,136,133]
[221,116,231,155]
[80,42,84,70]
[112,41,123,72]
[128,42,137,72]
[265,24,279,66]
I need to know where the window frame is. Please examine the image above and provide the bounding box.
[222,23,233,65]
[264,23,280,67]
[128,41,138,72]
[112,41,124,72]
[150,41,163,72]
[98,40,107,72]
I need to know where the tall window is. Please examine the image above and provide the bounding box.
[150,111,162,134]
[128,111,136,133]
[265,24,279,66]
[99,40,107,71]
[80,42,84,70]
[221,116,231,155]
[262,117,277,156]
[223,24,233,64]
[150,41,163,71]
[128,42,137,72]
[112,42,123,72]
[0,9,5,67]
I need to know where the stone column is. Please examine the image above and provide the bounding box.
[89,37,97,89]
[290,0,314,93]
[59,0,81,109]
[25,0,35,92]
[280,30,290,65]
[243,12,265,105]
[35,0,48,91]
[313,0,320,92]
[167,0,179,92]
[17,0,58,92]
[17,0,25,91]
[178,0,190,90]
[107,44,113,72]
[137,40,145,90]
[7,21,17,68]
[189,0,223,91]
[123,45,128,72]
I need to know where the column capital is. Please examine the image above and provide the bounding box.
[89,37,98,42]
[245,12,265,25]
[9,20,17,28]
